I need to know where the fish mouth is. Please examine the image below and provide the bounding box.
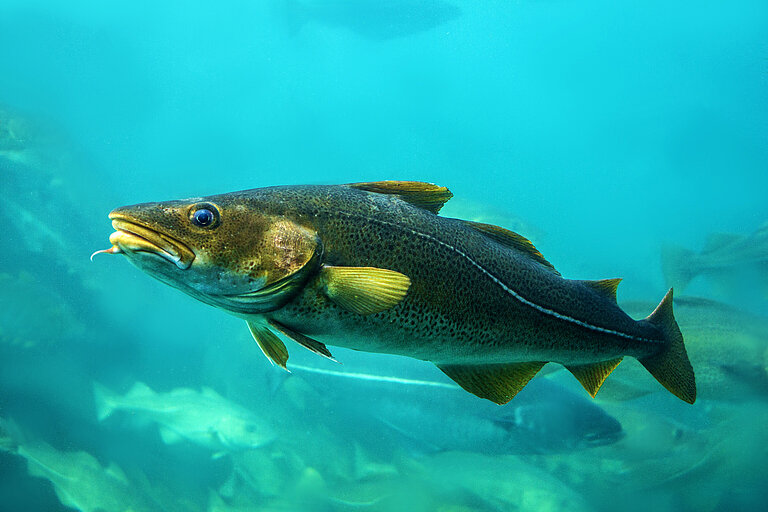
[103,214,195,270]
[583,427,625,447]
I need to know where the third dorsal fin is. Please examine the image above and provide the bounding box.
[583,278,622,303]
[349,181,453,214]
[463,221,560,275]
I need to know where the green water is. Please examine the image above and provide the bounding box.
[1,1,767,511]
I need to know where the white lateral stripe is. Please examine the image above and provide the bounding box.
[338,211,662,345]
[290,364,458,389]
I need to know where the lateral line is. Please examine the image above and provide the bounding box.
[337,211,661,345]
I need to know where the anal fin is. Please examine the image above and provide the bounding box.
[246,320,289,370]
[566,358,623,398]
[437,362,546,404]
[268,319,336,362]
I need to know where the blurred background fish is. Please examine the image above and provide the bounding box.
[662,225,768,305]
[278,0,461,40]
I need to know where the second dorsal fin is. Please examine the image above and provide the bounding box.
[349,181,453,214]
[463,221,560,275]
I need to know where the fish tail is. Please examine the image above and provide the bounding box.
[639,289,697,404]
[93,382,116,421]
[661,244,696,291]
[0,418,20,453]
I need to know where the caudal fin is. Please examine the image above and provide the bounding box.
[639,289,697,404]
[0,418,20,453]
[661,244,696,292]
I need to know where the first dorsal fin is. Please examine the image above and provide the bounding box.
[349,181,453,214]
[566,358,623,398]
[463,220,560,275]
[584,278,622,303]
[437,361,546,404]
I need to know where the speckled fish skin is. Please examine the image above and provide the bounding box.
[104,182,696,404]
[256,185,657,363]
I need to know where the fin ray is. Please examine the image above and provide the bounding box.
[247,321,289,369]
[583,278,622,303]
[320,266,411,315]
[349,181,453,214]
[463,220,560,275]
[566,358,623,398]
[268,319,336,362]
[639,289,696,404]
[437,362,546,404]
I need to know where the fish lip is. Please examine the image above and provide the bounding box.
[108,215,195,270]
[583,427,625,446]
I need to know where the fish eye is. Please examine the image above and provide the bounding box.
[189,203,220,228]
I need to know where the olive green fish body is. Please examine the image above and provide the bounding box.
[253,185,659,366]
[100,182,696,404]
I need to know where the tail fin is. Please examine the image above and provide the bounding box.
[93,382,116,421]
[661,244,696,292]
[639,289,697,404]
[0,418,20,453]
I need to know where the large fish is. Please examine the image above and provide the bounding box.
[95,181,696,404]
[662,224,768,294]
[0,419,163,512]
[94,382,275,453]
[290,364,624,454]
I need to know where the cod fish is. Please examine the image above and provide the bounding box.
[662,223,768,294]
[96,181,696,404]
[94,382,275,452]
[0,419,161,512]
[290,364,624,454]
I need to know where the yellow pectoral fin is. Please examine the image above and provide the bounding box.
[320,266,411,315]
[246,321,289,370]
[566,358,623,398]
[437,362,546,405]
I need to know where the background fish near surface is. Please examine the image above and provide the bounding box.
[661,224,768,303]
[600,297,768,402]
[278,0,461,40]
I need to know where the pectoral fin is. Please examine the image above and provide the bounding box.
[566,358,623,398]
[320,266,411,315]
[437,362,546,404]
[268,319,336,362]
[246,320,289,369]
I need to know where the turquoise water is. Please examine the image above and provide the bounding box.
[1,1,767,511]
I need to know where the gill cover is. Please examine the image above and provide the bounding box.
[104,198,322,314]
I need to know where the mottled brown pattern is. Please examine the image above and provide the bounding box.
[107,182,696,403]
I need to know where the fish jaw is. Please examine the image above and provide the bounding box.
[108,215,196,270]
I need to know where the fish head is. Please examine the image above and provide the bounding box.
[101,195,321,314]
[214,414,276,450]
